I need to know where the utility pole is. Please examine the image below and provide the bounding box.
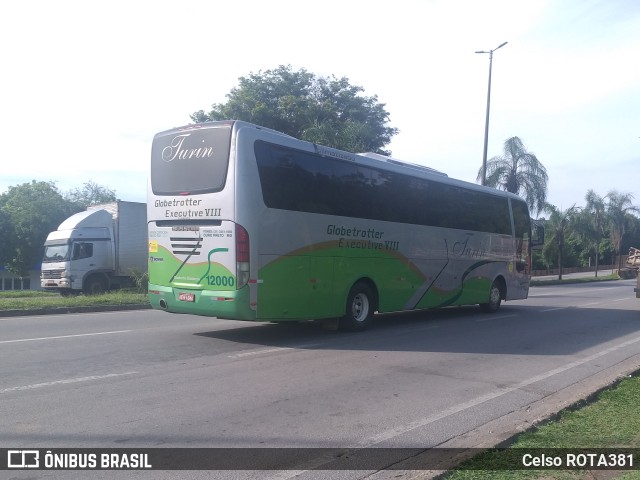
[476,41,508,186]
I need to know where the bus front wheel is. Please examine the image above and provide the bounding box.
[340,282,375,332]
[480,280,502,313]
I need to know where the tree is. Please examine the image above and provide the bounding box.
[0,181,78,276]
[542,203,578,280]
[66,180,117,208]
[604,190,638,271]
[583,190,606,276]
[478,137,548,216]
[191,65,399,154]
[0,208,16,270]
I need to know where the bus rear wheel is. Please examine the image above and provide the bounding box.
[480,280,502,313]
[340,282,375,332]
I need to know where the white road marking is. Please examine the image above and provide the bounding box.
[269,333,640,478]
[355,333,640,447]
[475,313,518,322]
[540,297,630,312]
[0,372,138,394]
[228,347,290,359]
[227,343,323,359]
[0,330,132,344]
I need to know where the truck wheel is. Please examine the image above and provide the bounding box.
[84,276,107,295]
[480,280,502,313]
[340,282,375,332]
[60,290,79,297]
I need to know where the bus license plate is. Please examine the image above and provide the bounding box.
[178,292,195,302]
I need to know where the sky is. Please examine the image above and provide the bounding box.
[1,0,638,216]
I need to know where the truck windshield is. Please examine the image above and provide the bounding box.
[43,244,70,262]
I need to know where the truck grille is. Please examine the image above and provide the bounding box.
[42,269,64,279]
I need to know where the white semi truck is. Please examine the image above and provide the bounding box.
[40,201,147,295]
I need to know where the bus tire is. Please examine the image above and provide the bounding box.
[340,282,375,332]
[84,275,107,295]
[480,279,502,313]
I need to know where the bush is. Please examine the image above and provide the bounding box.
[129,269,149,294]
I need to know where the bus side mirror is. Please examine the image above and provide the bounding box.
[531,221,544,249]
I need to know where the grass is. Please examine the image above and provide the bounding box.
[442,373,640,479]
[0,289,148,311]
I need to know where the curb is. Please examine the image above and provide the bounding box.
[0,304,151,318]
[530,276,622,287]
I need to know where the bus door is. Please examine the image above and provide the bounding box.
[257,253,310,319]
[257,253,336,320]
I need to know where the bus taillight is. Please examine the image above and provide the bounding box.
[236,223,250,287]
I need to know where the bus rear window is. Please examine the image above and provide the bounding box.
[151,126,232,195]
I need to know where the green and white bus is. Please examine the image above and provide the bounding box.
[147,120,542,330]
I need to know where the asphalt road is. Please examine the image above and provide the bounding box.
[1,279,639,479]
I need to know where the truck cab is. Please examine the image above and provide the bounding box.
[41,210,115,295]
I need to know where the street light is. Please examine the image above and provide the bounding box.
[476,41,508,186]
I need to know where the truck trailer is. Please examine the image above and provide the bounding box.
[40,201,147,295]
[628,246,640,298]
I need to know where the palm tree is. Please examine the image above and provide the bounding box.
[584,190,606,277]
[605,190,639,272]
[542,203,578,280]
[478,137,548,216]
[572,209,599,275]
